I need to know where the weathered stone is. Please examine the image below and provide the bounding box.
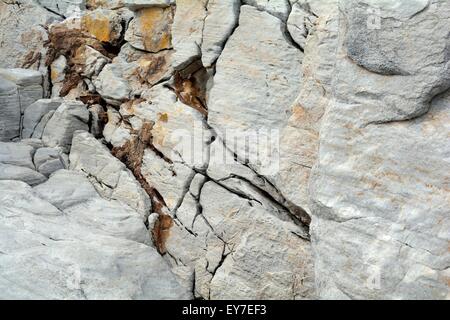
[41,101,89,152]
[0,179,190,299]
[37,0,86,17]
[94,43,172,105]
[0,68,44,116]
[22,99,63,139]
[0,141,36,170]
[125,6,174,52]
[170,0,207,69]
[201,0,240,68]
[242,0,291,21]
[309,0,450,300]
[0,163,47,186]
[34,147,66,177]
[287,2,314,49]
[81,9,123,44]
[0,77,20,141]
[86,0,125,9]
[208,6,305,214]
[103,107,132,147]
[0,0,60,74]
[69,131,152,221]
[123,0,175,11]
[165,181,314,300]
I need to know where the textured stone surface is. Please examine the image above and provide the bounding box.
[0,178,190,299]
[41,101,90,152]
[125,6,174,52]
[309,0,450,300]
[37,0,86,17]
[22,99,63,139]
[81,9,123,44]
[201,0,240,68]
[0,77,20,141]
[94,43,172,105]
[70,131,152,221]
[0,1,60,72]
[0,0,449,301]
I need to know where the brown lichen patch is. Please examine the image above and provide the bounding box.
[82,15,111,42]
[152,214,174,254]
[45,20,119,97]
[20,51,41,70]
[120,98,145,115]
[158,113,169,123]
[136,51,172,86]
[134,6,174,52]
[112,121,174,252]
[173,61,209,117]
[79,94,107,106]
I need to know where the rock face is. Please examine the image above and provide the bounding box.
[0,0,449,300]
[0,176,190,299]
[309,0,450,300]
[0,69,44,141]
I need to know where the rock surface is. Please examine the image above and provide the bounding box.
[0,0,448,300]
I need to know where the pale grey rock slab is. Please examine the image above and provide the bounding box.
[22,99,63,139]
[34,169,100,210]
[165,181,314,300]
[287,2,311,49]
[134,85,211,169]
[94,44,172,105]
[0,71,44,112]
[207,5,306,216]
[0,163,47,186]
[171,0,207,69]
[41,101,90,152]
[36,0,86,17]
[339,0,450,123]
[81,45,110,78]
[0,69,44,141]
[69,131,152,221]
[141,148,195,211]
[357,0,430,20]
[64,197,151,244]
[94,63,132,105]
[31,110,55,139]
[201,0,241,68]
[0,141,35,169]
[0,76,20,141]
[208,5,302,166]
[50,55,67,98]
[0,68,43,87]
[0,180,190,300]
[20,138,44,149]
[243,0,291,20]
[309,0,450,300]
[0,1,59,74]
[102,107,132,147]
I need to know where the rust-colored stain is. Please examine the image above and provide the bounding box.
[136,6,174,52]
[82,14,112,43]
[136,52,172,85]
[173,70,208,116]
[45,22,117,97]
[112,121,173,251]
[152,214,174,254]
